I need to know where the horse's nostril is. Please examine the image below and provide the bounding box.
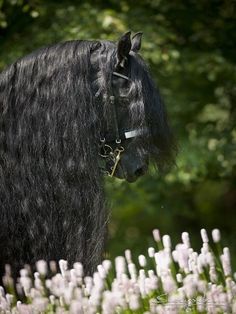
[135,166,147,177]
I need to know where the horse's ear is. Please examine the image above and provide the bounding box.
[131,32,143,53]
[117,31,132,68]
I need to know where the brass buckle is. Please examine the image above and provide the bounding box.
[110,146,124,177]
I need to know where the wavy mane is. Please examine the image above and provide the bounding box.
[0,35,176,279]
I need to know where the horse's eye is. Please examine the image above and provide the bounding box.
[112,74,131,104]
[113,76,130,90]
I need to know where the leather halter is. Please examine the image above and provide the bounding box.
[99,71,146,177]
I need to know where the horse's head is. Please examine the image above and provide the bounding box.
[94,32,177,182]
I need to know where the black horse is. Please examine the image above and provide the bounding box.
[0,32,176,279]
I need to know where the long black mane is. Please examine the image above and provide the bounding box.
[0,36,176,279]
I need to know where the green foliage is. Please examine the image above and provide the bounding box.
[0,0,235,265]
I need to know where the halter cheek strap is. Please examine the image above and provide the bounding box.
[105,71,143,144]
[99,71,146,177]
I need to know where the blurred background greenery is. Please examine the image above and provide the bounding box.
[0,0,235,264]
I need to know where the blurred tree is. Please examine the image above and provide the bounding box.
[0,0,235,264]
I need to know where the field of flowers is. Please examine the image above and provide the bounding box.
[0,229,235,313]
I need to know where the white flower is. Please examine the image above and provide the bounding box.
[102,260,112,274]
[221,249,232,277]
[128,263,137,281]
[73,262,83,277]
[138,269,146,297]
[19,276,32,296]
[70,300,83,314]
[161,274,177,294]
[32,297,49,312]
[183,274,198,298]
[212,229,221,243]
[209,266,218,283]
[138,255,147,268]
[102,291,118,314]
[155,251,171,276]
[200,229,209,243]
[93,272,104,290]
[49,295,55,305]
[59,259,68,277]
[162,234,171,249]
[125,249,132,263]
[182,231,190,248]
[148,247,155,258]
[174,243,190,273]
[152,229,161,242]
[0,228,235,314]
[176,273,183,283]
[36,260,48,276]
[97,265,107,279]
[129,294,140,310]
[5,293,13,306]
[115,256,126,279]
[84,276,93,296]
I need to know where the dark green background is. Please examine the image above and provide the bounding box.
[1,0,235,263]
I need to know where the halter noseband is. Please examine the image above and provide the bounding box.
[99,71,146,177]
